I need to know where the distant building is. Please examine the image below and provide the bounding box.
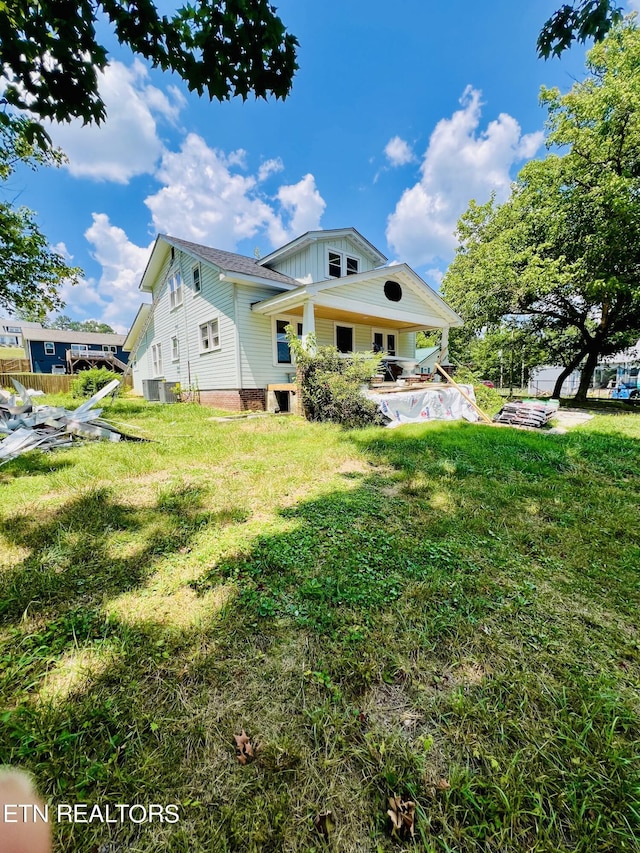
[0,318,43,348]
[22,328,129,374]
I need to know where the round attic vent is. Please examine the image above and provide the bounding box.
[384,280,402,302]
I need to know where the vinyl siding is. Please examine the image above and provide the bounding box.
[269,237,378,283]
[131,248,239,392]
[235,283,294,386]
[327,275,438,319]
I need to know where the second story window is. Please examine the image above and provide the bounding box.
[328,252,341,277]
[192,263,201,294]
[327,250,359,278]
[169,272,183,309]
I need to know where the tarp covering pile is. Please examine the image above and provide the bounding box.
[0,379,143,465]
[493,399,559,428]
[367,384,480,428]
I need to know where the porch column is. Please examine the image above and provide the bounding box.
[302,299,316,351]
[439,326,449,366]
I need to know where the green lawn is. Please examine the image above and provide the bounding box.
[1,396,639,852]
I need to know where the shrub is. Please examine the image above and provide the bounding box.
[287,330,384,428]
[454,366,504,416]
[71,368,121,398]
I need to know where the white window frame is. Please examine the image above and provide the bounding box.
[199,318,220,353]
[171,335,180,361]
[326,248,360,279]
[152,342,163,376]
[44,341,55,355]
[168,271,183,309]
[102,344,117,353]
[192,263,202,295]
[334,321,355,354]
[273,316,303,366]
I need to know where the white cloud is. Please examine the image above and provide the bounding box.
[386,86,543,266]
[46,60,185,184]
[145,134,325,250]
[258,158,285,182]
[60,214,151,332]
[270,174,326,245]
[384,136,416,166]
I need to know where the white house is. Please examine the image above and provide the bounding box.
[124,228,462,410]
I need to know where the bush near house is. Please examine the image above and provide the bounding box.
[71,367,121,398]
[287,329,384,428]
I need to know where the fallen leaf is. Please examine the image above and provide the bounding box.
[436,778,450,790]
[314,811,335,838]
[387,795,416,838]
[233,729,255,765]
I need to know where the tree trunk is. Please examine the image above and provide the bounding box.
[552,347,588,399]
[575,346,600,402]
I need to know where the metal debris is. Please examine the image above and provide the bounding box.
[0,379,145,465]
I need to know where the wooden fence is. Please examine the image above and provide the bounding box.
[0,372,132,394]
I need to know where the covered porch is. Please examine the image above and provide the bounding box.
[251,264,462,369]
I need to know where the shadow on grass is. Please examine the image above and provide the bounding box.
[0,420,638,852]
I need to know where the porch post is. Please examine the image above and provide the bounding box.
[302,299,316,351]
[440,326,449,366]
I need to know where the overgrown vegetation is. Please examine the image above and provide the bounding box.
[0,396,639,852]
[288,330,384,427]
[71,367,121,398]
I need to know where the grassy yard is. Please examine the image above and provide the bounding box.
[0,396,639,852]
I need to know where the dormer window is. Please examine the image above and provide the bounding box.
[328,252,341,277]
[327,250,359,278]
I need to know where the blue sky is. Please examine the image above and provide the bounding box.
[9,1,638,332]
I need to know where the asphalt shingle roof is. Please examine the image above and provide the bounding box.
[163,235,298,286]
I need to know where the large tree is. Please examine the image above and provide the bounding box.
[443,21,640,401]
[0,0,297,133]
[0,114,80,319]
[538,1,623,57]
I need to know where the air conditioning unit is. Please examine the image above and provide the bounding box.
[158,381,177,403]
[142,379,162,401]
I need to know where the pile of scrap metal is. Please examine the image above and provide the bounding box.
[493,399,559,428]
[0,379,145,465]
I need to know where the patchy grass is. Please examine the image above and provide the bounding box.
[0,397,639,852]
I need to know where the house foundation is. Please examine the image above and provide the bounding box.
[199,389,266,411]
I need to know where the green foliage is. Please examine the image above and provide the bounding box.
[415,329,441,349]
[49,315,115,333]
[538,0,623,58]
[71,368,121,398]
[0,113,80,320]
[287,330,384,428]
[443,21,640,401]
[453,366,504,415]
[0,0,298,134]
[0,202,80,320]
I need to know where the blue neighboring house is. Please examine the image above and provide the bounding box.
[22,328,128,374]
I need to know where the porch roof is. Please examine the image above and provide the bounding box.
[250,265,463,329]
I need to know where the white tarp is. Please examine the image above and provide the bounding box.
[367,384,479,428]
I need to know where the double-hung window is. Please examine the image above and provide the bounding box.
[169,272,183,309]
[171,336,180,361]
[44,342,55,355]
[192,263,201,294]
[275,319,303,364]
[200,319,220,353]
[152,342,163,376]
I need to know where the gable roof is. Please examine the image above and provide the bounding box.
[22,328,126,345]
[257,228,388,269]
[139,235,298,292]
